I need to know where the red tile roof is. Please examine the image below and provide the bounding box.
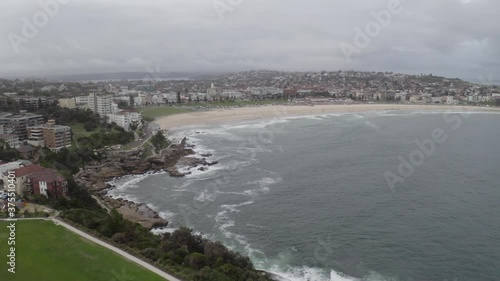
[14,164,44,177]
[27,168,65,183]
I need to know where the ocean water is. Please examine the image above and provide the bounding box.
[108,111,500,281]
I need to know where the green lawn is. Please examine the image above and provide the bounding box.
[70,122,97,140]
[0,220,166,281]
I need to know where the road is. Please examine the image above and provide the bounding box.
[0,217,181,281]
[124,121,153,150]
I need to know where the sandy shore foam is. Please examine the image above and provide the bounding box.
[156,104,500,130]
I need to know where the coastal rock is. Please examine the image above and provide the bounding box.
[75,137,217,230]
[167,167,186,177]
[101,196,168,229]
[117,204,168,229]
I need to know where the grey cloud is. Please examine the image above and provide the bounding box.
[0,0,499,82]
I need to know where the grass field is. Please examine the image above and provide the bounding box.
[0,220,166,281]
[70,122,97,140]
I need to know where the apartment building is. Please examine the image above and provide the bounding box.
[0,111,44,140]
[58,98,76,109]
[107,110,142,131]
[13,97,51,109]
[75,95,90,108]
[88,93,112,116]
[27,119,72,151]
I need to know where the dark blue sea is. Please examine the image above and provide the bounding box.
[109,110,500,281]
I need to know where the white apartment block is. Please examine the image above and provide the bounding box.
[75,95,90,109]
[88,93,113,116]
[58,98,76,109]
[107,111,142,131]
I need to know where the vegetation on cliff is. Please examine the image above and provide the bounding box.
[60,206,271,281]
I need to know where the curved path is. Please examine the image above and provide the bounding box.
[51,218,182,281]
[0,217,181,281]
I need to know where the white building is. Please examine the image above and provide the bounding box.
[75,95,90,108]
[0,134,20,149]
[107,111,142,131]
[111,102,120,114]
[446,96,457,105]
[88,93,113,116]
[221,90,244,99]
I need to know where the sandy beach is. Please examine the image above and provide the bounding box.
[156,104,500,130]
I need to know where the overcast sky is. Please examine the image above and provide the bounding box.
[0,0,498,82]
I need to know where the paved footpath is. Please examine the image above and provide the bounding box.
[0,217,181,281]
[51,218,182,281]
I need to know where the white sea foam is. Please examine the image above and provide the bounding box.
[159,210,176,221]
[220,118,289,130]
[151,226,178,235]
[267,265,357,281]
[107,171,167,193]
[247,176,282,193]
[194,190,217,203]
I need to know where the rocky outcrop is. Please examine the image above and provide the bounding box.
[100,196,168,229]
[75,140,214,190]
[75,138,217,229]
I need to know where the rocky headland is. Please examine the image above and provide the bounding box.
[75,138,217,229]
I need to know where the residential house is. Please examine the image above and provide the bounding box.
[16,144,36,159]
[2,164,67,198]
[0,134,20,149]
[27,168,68,198]
[2,164,44,195]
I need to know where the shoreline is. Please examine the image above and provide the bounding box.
[104,103,499,281]
[156,103,500,130]
[75,138,218,229]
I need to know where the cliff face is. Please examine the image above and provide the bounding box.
[75,139,217,229]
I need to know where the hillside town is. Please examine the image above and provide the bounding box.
[1,70,499,202]
[1,71,499,111]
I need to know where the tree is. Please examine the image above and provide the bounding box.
[0,141,20,162]
[83,121,97,131]
[117,100,129,109]
[177,92,182,104]
[150,131,169,152]
[129,121,139,132]
[185,253,206,269]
